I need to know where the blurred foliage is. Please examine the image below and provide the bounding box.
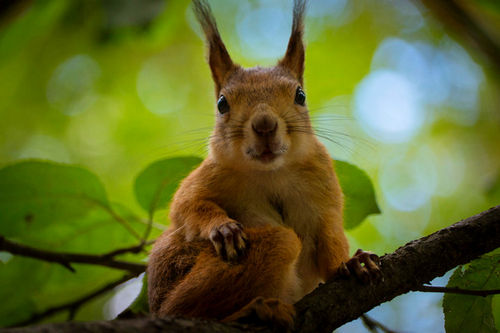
[0,0,499,331]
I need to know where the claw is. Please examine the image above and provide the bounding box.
[341,249,382,284]
[209,228,224,256]
[338,262,350,278]
[209,221,247,261]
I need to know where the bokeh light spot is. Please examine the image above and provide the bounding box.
[389,0,424,33]
[46,54,100,116]
[17,134,72,163]
[309,0,348,20]
[0,252,13,264]
[439,37,483,125]
[354,69,424,143]
[380,146,437,211]
[370,36,483,126]
[137,53,191,116]
[236,6,289,60]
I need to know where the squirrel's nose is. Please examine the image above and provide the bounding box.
[252,114,278,137]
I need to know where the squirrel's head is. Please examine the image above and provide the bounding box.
[194,0,315,171]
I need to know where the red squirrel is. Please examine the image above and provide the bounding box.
[147,0,381,329]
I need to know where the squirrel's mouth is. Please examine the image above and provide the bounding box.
[256,148,277,163]
[247,144,285,163]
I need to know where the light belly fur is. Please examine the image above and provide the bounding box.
[226,183,323,301]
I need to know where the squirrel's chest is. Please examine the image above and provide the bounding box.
[225,176,328,294]
[223,176,323,238]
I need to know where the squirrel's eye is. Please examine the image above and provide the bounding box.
[295,87,306,106]
[217,95,229,114]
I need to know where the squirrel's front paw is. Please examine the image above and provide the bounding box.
[209,222,247,261]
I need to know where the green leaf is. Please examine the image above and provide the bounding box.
[0,257,45,326]
[334,160,381,229]
[134,156,203,215]
[0,160,143,249]
[0,160,146,326]
[443,254,500,333]
[0,160,108,242]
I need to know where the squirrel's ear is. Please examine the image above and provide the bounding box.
[193,0,235,94]
[279,0,306,85]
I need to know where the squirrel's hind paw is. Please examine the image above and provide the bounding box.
[339,249,382,284]
[223,297,295,331]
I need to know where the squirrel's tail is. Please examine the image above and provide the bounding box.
[150,226,301,329]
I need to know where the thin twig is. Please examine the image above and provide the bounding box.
[9,274,135,328]
[94,200,143,241]
[414,285,500,297]
[101,239,155,259]
[361,314,399,333]
[142,216,155,246]
[0,235,146,274]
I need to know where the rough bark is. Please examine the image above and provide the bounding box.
[2,205,500,333]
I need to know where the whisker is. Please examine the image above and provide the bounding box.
[308,103,351,113]
[314,134,356,156]
[310,115,353,122]
[144,132,215,158]
[179,126,215,135]
[287,124,375,155]
[313,127,375,149]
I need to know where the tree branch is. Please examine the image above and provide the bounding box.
[100,239,154,259]
[2,205,500,333]
[0,235,146,275]
[414,285,500,297]
[293,205,500,333]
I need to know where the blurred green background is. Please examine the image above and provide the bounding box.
[1,0,499,331]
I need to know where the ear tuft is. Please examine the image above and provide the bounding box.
[192,0,236,95]
[279,0,306,85]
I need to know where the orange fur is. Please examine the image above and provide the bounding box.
[147,0,350,327]
[150,226,301,320]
